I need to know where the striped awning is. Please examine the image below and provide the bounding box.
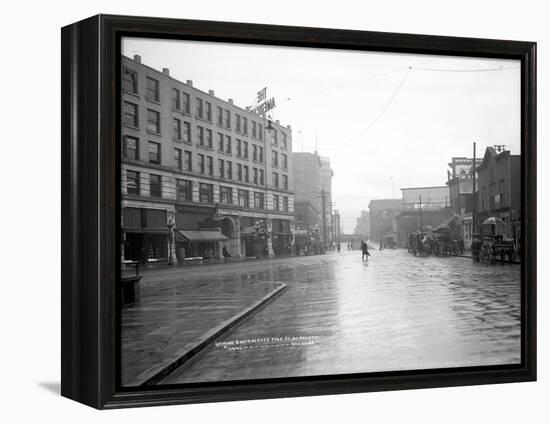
[176,230,228,243]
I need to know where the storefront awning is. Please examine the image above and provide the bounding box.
[124,228,169,234]
[176,230,228,243]
[241,226,270,237]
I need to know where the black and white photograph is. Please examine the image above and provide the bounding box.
[119,37,523,387]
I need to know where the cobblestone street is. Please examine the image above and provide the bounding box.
[125,248,521,385]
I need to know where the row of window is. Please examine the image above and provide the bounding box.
[124,102,161,134]
[125,170,290,211]
[480,179,506,211]
[125,100,288,153]
[124,137,290,189]
[122,67,289,147]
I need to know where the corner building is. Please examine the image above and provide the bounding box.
[121,55,294,263]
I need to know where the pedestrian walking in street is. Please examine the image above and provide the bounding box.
[361,240,371,261]
[337,242,341,253]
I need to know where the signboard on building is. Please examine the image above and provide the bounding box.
[251,87,276,117]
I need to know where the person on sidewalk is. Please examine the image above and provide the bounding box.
[361,240,371,261]
[222,245,231,258]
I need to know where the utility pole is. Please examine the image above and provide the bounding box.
[472,142,477,234]
[315,131,318,153]
[419,194,423,233]
[321,189,327,244]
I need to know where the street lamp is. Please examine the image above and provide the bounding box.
[166,219,175,265]
[254,219,264,258]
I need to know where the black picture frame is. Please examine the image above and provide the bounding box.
[61,14,537,409]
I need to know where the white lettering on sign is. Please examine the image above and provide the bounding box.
[252,97,276,116]
[251,87,275,117]
[257,87,267,103]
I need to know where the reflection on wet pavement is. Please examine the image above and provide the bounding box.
[143,249,520,385]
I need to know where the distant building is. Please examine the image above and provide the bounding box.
[354,210,370,238]
[332,210,341,242]
[401,186,449,210]
[294,200,321,229]
[368,199,402,243]
[293,152,331,243]
[396,186,450,246]
[446,157,482,248]
[476,147,521,241]
[319,156,334,242]
[339,233,364,250]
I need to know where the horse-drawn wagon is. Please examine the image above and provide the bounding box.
[477,217,516,264]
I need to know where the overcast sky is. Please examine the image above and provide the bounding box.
[122,38,520,233]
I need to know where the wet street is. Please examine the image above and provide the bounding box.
[131,249,521,385]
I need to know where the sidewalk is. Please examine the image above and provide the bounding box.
[455,251,520,264]
[121,279,286,386]
[128,252,336,275]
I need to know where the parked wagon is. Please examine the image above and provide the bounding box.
[408,232,429,256]
[382,234,397,249]
[479,217,516,264]
[479,235,516,264]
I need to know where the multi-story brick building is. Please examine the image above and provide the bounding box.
[121,55,294,263]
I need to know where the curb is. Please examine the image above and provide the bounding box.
[455,254,520,264]
[129,281,287,387]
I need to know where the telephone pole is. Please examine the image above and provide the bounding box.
[472,142,477,233]
[419,195,423,233]
[321,189,327,244]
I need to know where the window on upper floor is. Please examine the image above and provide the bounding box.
[176,179,192,202]
[238,189,249,207]
[220,186,233,204]
[254,192,264,209]
[123,102,138,127]
[226,161,233,180]
[225,110,231,128]
[199,183,213,203]
[146,77,159,102]
[182,92,190,113]
[173,118,182,140]
[196,98,204,119]
[174,148,182,170]
[206,129,213,148]
[184,150,192,171]
[148,141,161,164]
[126,170,140,195]
[225,135,232,154]
[219,159,225,178]
[235,114,241,132]
[205,101,212,121]
[197,126,205,146]
[147,109,160,134]
[122,68,138,94]
[123,136,139,160]
[183,121,191,143]
[207,156,213,176]
[149,174,162,198]
[172,88,181,110]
